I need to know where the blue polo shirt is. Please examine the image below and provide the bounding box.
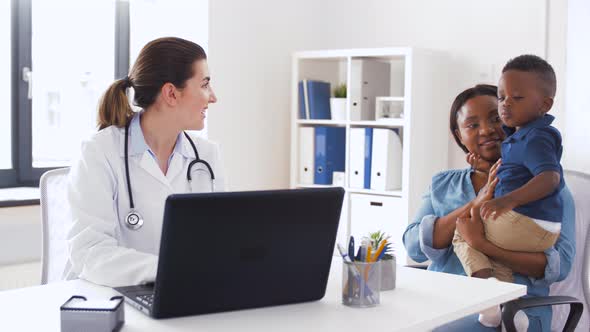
[495,114,564,222]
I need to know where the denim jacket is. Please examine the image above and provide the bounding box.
[402,168,575,331]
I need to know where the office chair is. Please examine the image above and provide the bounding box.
[39,167,71,284]
[501,170,589,332]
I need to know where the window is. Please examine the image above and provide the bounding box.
[1,0,208,188]
[1,0,128,187]
[31,0,116,168]
[0,0,12,171]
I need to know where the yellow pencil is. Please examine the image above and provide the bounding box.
[371,240,388,262]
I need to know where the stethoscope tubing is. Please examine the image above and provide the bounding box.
[123,121,215,229]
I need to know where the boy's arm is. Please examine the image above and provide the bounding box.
[481,127,562,220]
[506,171,560,206]
[480,171,560,220]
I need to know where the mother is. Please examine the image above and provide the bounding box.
[402,84,575,331]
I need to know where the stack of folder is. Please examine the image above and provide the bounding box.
[350,59,390,121]
[298,126,345,185]
[298,80,331,120]
[349,128,402,191]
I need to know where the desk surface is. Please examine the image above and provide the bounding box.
[0,260,525,331]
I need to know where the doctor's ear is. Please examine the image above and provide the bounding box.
[160,82,179,106]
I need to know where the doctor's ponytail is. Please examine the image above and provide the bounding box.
[96,37,207,130]
[97,78,134,130]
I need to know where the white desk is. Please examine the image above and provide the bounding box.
[0,260,525,331]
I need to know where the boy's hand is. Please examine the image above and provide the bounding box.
[480,196,516,220]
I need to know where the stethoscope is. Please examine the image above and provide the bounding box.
[123,121,216,230]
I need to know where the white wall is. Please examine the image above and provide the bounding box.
[563,0,590,173]
[546,0,568,134]
[208,0,566,190]
[0,206,41,265]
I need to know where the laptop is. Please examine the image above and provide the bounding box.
[115,187,345,318]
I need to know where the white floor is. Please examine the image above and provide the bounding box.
[0,261,41,291]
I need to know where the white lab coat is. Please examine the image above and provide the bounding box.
[65,115,225,287]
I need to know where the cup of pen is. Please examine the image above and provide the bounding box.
[342,260,381,307]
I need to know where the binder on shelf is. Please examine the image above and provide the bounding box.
[299,127,315,184]
[299,80,331,120]
[298,81,308,119]
[350,59,391,121]
[363,128,373,189]
[349,128,373,189]
[349,128,364,189]
[370,128,402,191]
[314,126,345,185]
[307,80,331,120]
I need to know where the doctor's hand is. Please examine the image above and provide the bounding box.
[455,209,486,251]
[480,195,516,221]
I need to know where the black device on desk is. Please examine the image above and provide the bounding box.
[115,187,345,319]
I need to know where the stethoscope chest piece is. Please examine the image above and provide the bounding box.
[122,120,215,231]
[125,210,144,230]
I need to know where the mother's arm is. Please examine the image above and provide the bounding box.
[403,187,475,263]
[458,187,575,282]
[477,235,547,278]
[431,160,500,248]
[404,160,501,264]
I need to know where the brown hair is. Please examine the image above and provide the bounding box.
[97,37,207,130]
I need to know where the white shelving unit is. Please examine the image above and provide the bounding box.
[290,48,455,263]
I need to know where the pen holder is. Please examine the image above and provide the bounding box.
[342,261,381,307]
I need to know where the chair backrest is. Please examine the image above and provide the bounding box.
[39,167,71,284]
[550,170,590,331]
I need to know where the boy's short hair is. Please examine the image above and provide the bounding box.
[502,54,556,97]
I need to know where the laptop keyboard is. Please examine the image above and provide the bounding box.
[135,293,154,308]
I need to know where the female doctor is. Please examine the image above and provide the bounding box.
[66,37,224,287]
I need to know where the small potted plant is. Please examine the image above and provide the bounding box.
[330,83,347,121]
[369,231,396,291]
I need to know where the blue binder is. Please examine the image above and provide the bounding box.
[314,126,345,185]
[364,128,373,189]
[306,80,331,120]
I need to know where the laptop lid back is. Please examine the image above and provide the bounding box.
[152,187,344,318]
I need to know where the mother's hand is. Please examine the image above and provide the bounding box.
[466,153,494,173]
[455,209,487,250]
[473,158,501,207]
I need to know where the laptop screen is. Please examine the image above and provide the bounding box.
[152,187,344,318]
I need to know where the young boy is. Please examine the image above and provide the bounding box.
[453,54,564,328]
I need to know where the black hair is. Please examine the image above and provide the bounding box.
[502,54,556,97]
[449,84,498,153]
